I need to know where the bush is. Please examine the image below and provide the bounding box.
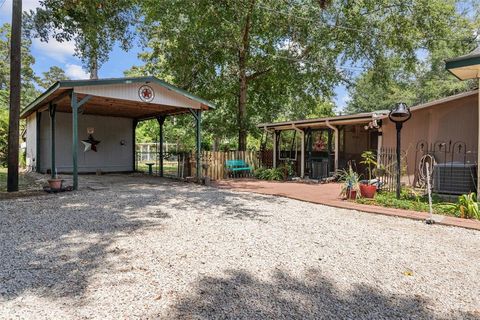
[254,167,284,181]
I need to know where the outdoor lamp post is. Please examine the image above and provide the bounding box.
[389,102,411,199]
[445,46,480,202]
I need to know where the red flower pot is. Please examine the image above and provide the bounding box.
[346,189,357,200]
[360,184,377,198]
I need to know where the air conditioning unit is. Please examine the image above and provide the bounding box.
[433,162,477,195]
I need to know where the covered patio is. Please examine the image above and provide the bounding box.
[258,112,387,179]
[20,77,215,190]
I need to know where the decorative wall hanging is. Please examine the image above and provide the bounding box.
[138,85,155,102]
[82,134,101,152]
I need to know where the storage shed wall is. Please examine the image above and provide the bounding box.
[25,113,37,171]
[38,112,133,173]
[381,94,478,182]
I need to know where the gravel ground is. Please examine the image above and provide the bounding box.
[0,174,479,319]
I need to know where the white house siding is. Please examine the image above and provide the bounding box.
[39,112,133,173]
[74,82,202,109]
[25,113,37,171]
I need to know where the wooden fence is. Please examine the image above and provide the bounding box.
[189,150,260,180]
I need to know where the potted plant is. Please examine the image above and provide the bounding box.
[359,150,378,198]
[338,164,360,200]
[47,169,63,190]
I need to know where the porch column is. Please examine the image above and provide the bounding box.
[156,115,166,177]
[48,103,56,178]
[132,119,138,172]
[36,111,41,173]
[273,130,277,168]
[377,131,383,164]
[71,93,79,189]
[70,92,92,190]
[292,125,305,178]
[325,120,339,171]
[189,109,202,179]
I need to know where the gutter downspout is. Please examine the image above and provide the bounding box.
[292,124,305,178]
[325,120,339,171]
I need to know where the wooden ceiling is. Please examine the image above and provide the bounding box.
[25,89,198,120]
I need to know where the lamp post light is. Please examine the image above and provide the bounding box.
[389,102,412,199]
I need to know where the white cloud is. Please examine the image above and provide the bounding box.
[65,64,89,80]
[0,0,41,14]
[33,37,76,63]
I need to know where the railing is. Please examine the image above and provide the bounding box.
[377,147,407,192]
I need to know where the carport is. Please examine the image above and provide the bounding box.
[20,76,215,190]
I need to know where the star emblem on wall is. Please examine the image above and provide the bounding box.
[82,134,101,152]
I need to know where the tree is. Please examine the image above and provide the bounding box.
[140,0,474,150]
[0,23,39,167]
[25,0,139,78]
[37,66,70,89]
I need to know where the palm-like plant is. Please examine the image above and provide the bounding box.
[360,151,378,185]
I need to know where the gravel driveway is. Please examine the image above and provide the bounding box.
[1,174,479,319]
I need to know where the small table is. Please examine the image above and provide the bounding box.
[145,162,155,175]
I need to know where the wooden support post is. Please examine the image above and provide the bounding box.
[292,125,305,178]
[71,92,79,190]
[156,116,166,177]
[70,92,92,190]
[7,0,22,192]
[36,111,42,173]
[325,120,339,171]
[273,131,277,168]
[132,119,138,172]
[48,103,56,178]
[196,110,202,179]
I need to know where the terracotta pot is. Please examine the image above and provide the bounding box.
[346,188,357,200]
[360,184,377,198]
[47,178,63,190]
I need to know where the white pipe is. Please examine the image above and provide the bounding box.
[325,120,339,171]
[292,124,305,178]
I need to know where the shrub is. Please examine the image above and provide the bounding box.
[254,167,284,181]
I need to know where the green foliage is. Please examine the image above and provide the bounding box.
[345,2,479,114]
[337,164,361,198]
[0,108,7,166]
[0,23,39,166]
[254,167,284,181]
[456,193,479,219]
[25,0,139,76]
[37,66,70,89]
[360,151,377,183]
[356,189,460,217]
[0,23,39,108]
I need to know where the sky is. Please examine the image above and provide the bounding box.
[0,0,350,110]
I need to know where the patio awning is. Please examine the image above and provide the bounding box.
[445,46,480,80]
[257,111,388,131]
[20,76,215,120]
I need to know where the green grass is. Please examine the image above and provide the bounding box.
[0,167,43,192]
[137,162,178,176]
[356,189,460,217]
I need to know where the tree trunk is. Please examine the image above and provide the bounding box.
[89,57,99,80]
[237,0,255,151]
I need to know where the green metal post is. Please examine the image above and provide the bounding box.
[36,111,41,173]
[71,92,79,190]
[156,116,166,177]
[48,103,56,178]
[195,110,202,179]
[133,119,138,172]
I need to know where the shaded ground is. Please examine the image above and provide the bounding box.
[0,174,479,319]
